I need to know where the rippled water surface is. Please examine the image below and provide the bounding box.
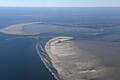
[0,7,120,80]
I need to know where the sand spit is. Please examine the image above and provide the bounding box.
[0,22,99,36]
[45,36,112,80]
[0,22,40,35]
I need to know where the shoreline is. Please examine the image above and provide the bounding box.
[44,36,73,80]
[44,36,111,80]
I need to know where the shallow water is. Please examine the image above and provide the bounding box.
[0,7,120,80]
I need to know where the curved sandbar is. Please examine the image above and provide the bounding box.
[0,22,40,35]
[45,36,111,80]
[0,22,98,36]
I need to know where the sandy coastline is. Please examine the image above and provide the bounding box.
[44,36,112,80]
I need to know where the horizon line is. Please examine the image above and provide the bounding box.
[0,6,120,8]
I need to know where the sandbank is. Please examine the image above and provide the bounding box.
[44,36,112,80]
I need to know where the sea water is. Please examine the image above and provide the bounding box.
[0,7,120,80]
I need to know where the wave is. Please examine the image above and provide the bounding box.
[35,42,61,80]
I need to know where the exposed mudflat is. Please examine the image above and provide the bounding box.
[45,36,120,80]
[0,22,40,35]
[1,22,120,80]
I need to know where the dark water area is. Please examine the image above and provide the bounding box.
[0,34,56,80]
[0,7,120,80]
[1,7,120,28]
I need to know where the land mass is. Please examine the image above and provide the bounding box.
[44,36,112,80]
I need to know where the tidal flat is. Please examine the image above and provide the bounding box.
[1,7,120,80]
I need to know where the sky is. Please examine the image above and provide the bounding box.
[0,0,120,7]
